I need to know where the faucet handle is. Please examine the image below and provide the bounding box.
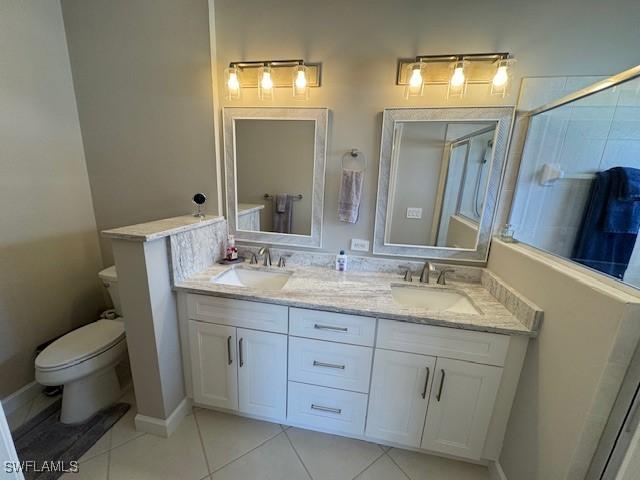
[277,256,287,268]
[247,252,258,265]
[399,266,413,282]
[436,268,455,285]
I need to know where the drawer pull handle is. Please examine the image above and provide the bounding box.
[314,324,348,332]
[311,404,342,414]
[421,367,430,399]
[313,360,346,370]
[227,336,232,365]
[239,337,244,367]
[436,369,446,402]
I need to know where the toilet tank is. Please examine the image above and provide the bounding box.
[98,266,121,316]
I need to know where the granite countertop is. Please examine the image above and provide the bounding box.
[174,263,538,337]
[102,215,224,242]
[238,203,265,215]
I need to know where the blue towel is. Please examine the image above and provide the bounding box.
[572,167,640,279]
[603,167,640,233]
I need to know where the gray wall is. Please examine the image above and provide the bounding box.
[0,0,105,398]
[214,0,640,255]
[235,119,315,235]
[61,0,218,265]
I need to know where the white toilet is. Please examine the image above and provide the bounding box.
[35,266,127,424]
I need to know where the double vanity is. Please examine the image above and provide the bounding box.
[172,257,539,463]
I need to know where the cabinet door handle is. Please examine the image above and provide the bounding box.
[239,337,244,367]
[313,324,348,333]
[227,336,232,365]
[436,369,446,402]
[313,360,346,370]
[311,404,342,414]
[421,367,430,399]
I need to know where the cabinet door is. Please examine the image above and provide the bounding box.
[189,321,238,410]
[237,328,287,421]
[365,349,436,447]
[421,358,502,459]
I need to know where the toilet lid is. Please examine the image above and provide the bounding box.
[35,320,125,370]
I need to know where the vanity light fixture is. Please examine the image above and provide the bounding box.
[396,53,513,99]
[258,65,274,100]
[405,62,425,98]
[225,60,321,100]
[224,66,241,100]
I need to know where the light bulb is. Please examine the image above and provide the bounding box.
[261,71,273,90]
[409,66,423,87]
[227,71,240,91]
[493,65,509,87]
[450,65,465,88]
[295,69,307,89]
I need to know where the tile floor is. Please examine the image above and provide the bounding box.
[8,389,490,480]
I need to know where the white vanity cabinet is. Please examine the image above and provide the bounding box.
[181,294,526,463]
[186,295,288,422]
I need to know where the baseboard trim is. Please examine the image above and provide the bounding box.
[1,381,41,416]
[489,460,508,480]
[134,397,191,438]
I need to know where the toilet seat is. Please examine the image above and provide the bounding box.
[36,320,125,372]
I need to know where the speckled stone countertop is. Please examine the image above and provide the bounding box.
[102,215,225,242]
[174,263,538,337]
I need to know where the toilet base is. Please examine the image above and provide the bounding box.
[61,367,121,424]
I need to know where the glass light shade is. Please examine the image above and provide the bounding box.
[258,66,274,100]
[224,67,241,100]
[490,59,514,97]
[292,65,309,99]
[404,63,425,98]
[447,60,467,99]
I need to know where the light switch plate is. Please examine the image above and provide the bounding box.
[406,207,423,219]
[350,238,370,252]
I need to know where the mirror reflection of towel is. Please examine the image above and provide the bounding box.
[338,169,364,223]
[273,194,293,233]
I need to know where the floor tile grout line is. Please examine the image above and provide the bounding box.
[193,408,213,475]
[283,428,314,480]
[384,450,413,480]
[104,430,147,456]
[351,449,387,480]
[209,428,287,474]
[105,444,112,480]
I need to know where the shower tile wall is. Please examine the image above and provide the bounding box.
[510,76,640,285]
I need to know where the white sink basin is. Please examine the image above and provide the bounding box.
[390,285,481,315]
[212,267,292,290]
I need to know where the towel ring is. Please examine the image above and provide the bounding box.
[341,149,366,172]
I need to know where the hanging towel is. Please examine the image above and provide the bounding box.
[338,169,364,223]
[571,167,640,279]
[603,167,640,233]
[273,194,293,233]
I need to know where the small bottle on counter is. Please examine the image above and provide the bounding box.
[225,235,238,261]
[336,250,347,272]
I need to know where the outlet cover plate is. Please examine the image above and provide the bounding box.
[351,238,370,252]
[406,207,423,219]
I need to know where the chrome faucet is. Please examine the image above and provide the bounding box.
[258,246,272,267]
[437,268,456,285]
[419,262,436,284]
[400,267,413,282]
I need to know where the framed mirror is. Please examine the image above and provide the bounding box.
[373,107,514,262]
[224,107,328,248]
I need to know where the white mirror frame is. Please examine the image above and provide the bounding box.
[373,107,514,262]
[223,107,328,248]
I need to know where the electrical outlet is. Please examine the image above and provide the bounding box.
[406,207,423,219]
[350,238,370,252]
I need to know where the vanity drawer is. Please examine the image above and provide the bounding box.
[377,319,510,367]
[288,337,373,393]
[187,294,288,334]
[287,382,368,435]
[289,308,376,346]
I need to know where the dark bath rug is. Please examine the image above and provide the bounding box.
[12,398,130,480]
